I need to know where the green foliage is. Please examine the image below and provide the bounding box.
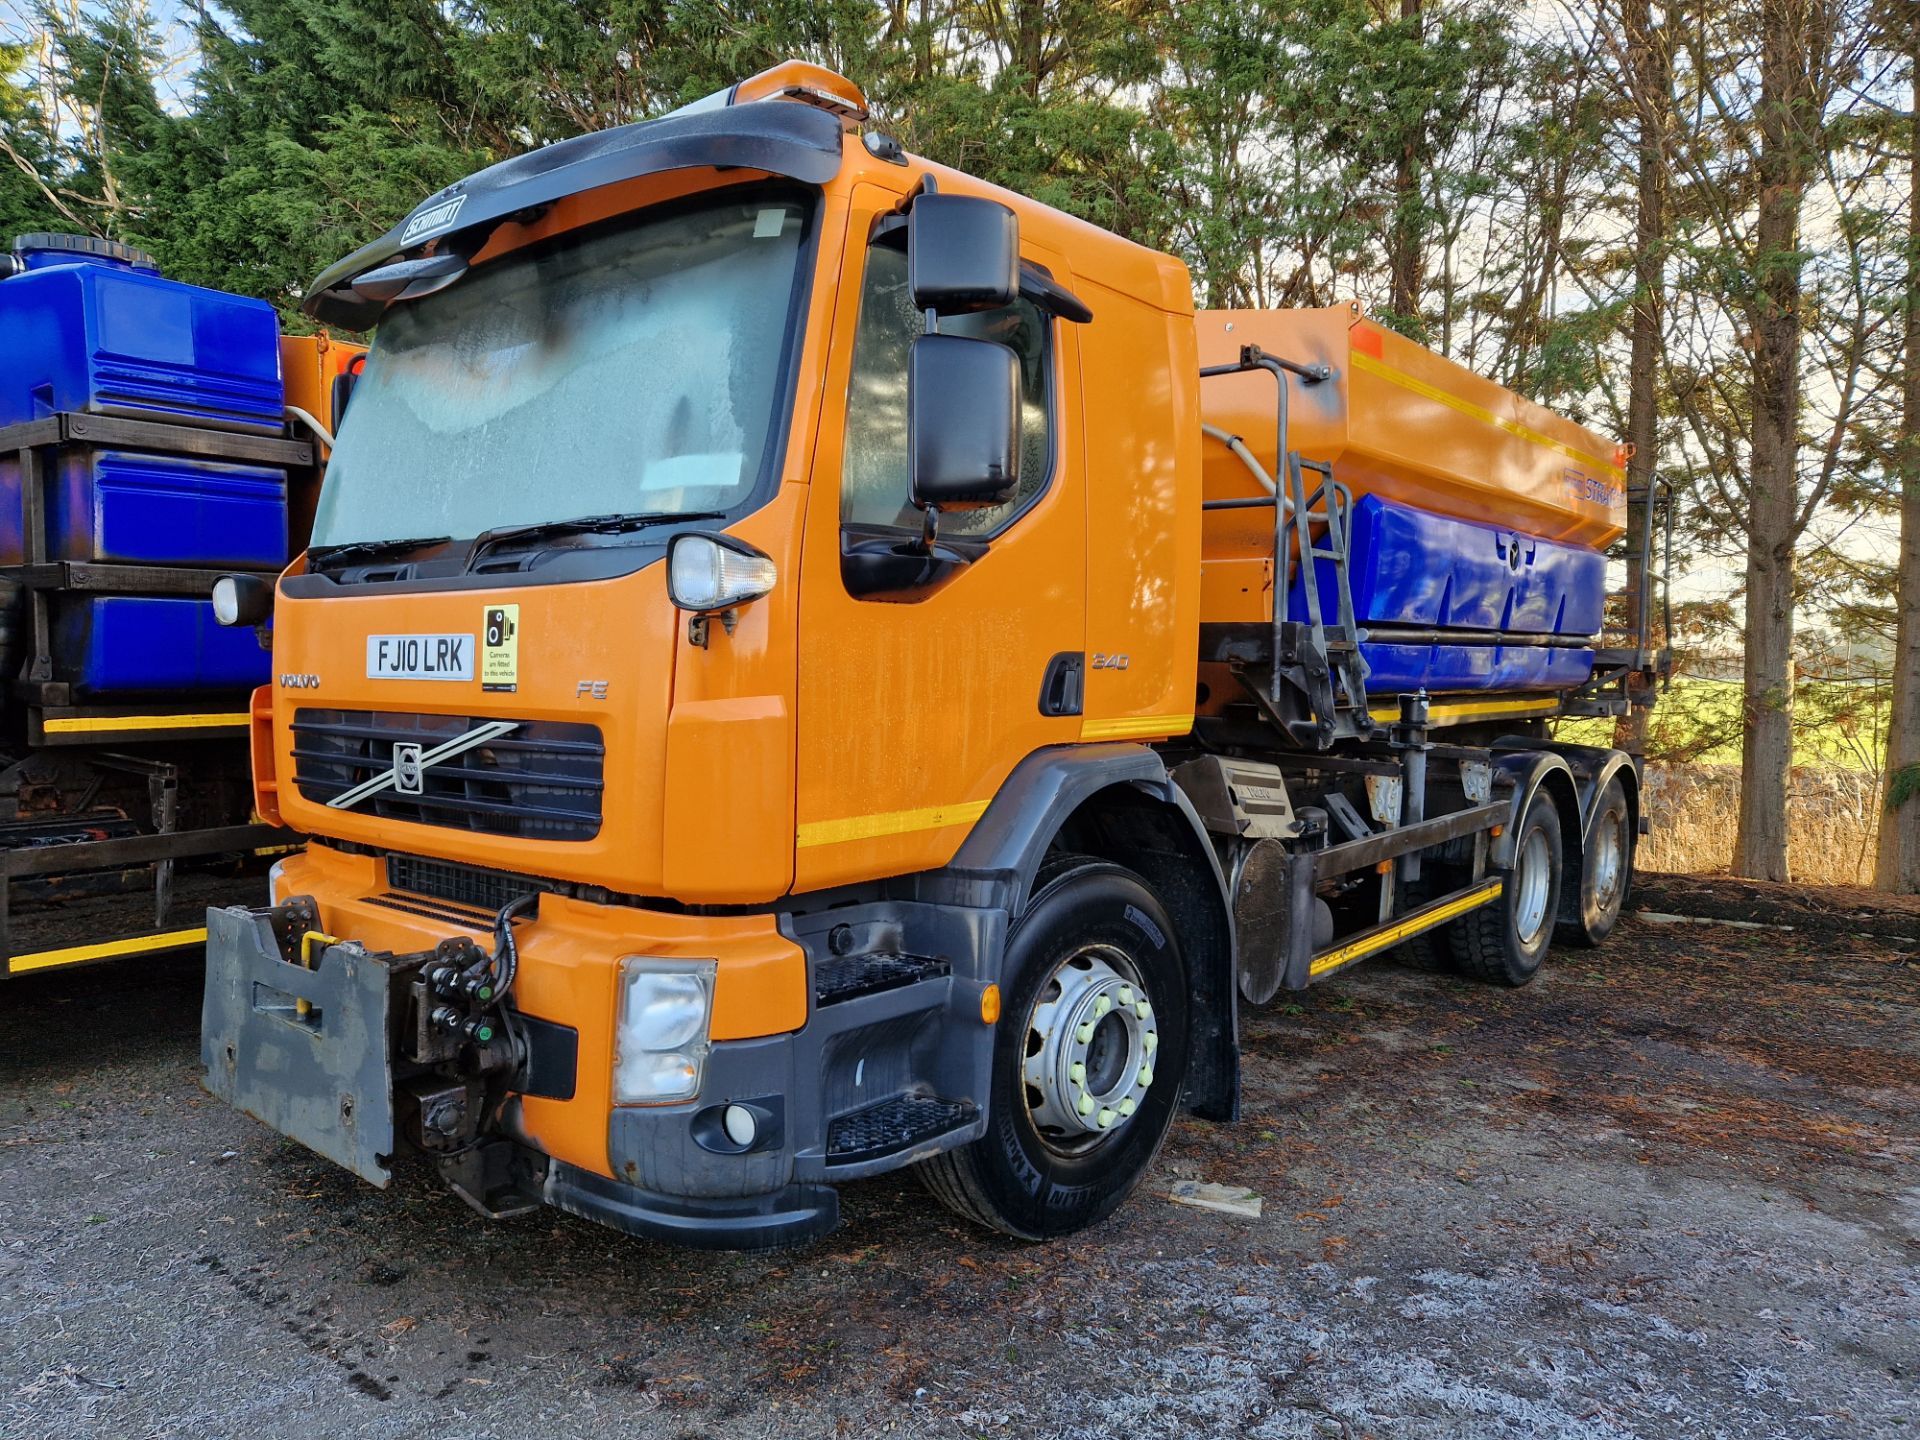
[0,41,63,239]
[2,0,1909,877]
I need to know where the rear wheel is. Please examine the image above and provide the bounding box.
[920,857,1189,1240]
[1563,775,1633,947]
[1450,798,1562,986]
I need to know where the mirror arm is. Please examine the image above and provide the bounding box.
[916,502,941,555]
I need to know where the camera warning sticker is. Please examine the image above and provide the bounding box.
[482,605,519,692]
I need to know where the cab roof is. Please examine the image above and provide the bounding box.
[303,100,845,329]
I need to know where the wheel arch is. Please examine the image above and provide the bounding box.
[1489,749,1583,903]
[1490,740,1642,922]
[951,744,1239,1122]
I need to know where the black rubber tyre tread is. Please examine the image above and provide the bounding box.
[1450,800,1563,987]
[1560,775,1634,949]
[1396,927,1455,972]
[917,851,1111,1239]
[918,853,1188,1240]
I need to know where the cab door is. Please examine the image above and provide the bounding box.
[793,186,1088,892]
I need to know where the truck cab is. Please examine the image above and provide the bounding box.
[203,63,1662,1247]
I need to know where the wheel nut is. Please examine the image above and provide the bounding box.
[1135,1001,1150,1019]
[1119,1098,1136,1117]
[1077,1093,1096,1117]
[1118,986,1134,1006]
[1069,1061,1086,1084]
[1076,1022,1095,1043]
[1097,1108,1115,1129]
[1144,1032,1159,1055]
[1138,1065,1154,1087]
[1095,995,1111,1017]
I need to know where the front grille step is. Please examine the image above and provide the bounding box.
[812,952,950,1006]
[826,1094,975,1166]
[364,891,492,931]
[386,853,545,913]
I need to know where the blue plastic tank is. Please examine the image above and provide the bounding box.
[0,233,284,434]
[1289,494,1607,694]
[51,596,270,697]
[0,448,289,568]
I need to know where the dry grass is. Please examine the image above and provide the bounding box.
[1640,763,1882,887]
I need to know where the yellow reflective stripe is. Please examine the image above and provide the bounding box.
[1350,351,1622,478]
[1080,713,1193,741]
[796,798,992,849]
[1367,696,1560,725]
[1308,881,1503,978]
[10,926,208,974]
[42,712,249,734]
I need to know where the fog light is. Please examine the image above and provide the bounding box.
[723,1103,758,1148]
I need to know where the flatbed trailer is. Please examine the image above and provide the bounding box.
[198,62,1672,1248]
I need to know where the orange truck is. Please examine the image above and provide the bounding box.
[200,63,1668,1247]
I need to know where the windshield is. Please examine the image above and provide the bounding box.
[311,187,815,549]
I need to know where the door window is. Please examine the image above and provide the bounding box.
[839,244,1054,539]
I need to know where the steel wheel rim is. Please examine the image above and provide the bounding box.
[1513,825,1553,945]
[1592,808,1626,912]
[1021,943,1159,1156]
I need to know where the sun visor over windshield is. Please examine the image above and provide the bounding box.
[304,102,845,330]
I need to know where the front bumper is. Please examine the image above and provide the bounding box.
[546,1164,840,1250]
[201,886,1006,1249]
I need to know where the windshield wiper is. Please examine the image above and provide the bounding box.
[309,535,452,570]
[468,511,727,568]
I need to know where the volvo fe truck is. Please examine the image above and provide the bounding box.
[201,62,1670,1248]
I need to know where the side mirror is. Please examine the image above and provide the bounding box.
[212,573,274,628]
[330,356,363,427]
[909,194,1018,315]
[909,333,1020,510]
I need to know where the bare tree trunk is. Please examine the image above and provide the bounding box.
[1615,0,1670,753]
[1734,0,1815,883]
[1876,34,1920,893]
[1388,0,1424,326]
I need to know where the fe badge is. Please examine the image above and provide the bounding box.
[482,604,519,692]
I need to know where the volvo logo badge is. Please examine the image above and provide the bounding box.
[325,720,520,812]
[392,742,426,795]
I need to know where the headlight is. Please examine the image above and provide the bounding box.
[667,533,776,614]
[612,958,717,1104]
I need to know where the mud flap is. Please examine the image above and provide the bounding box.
[200,905,397,1186]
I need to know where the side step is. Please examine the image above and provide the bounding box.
[1307,878,1503,984]
[812,951,949,1006]
[826,1094,975,1167]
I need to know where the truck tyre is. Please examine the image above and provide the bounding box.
[1562,775,1633,948]
[1449,799,1562,987]
[920,856,1190,1240]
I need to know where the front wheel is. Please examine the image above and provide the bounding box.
[919,857,1190,1240]
[1450,797,1563,986]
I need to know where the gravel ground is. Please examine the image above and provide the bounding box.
[2,880,1915,1440]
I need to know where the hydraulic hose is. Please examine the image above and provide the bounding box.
[284,404,335,448]
[1201,422,1290,512]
